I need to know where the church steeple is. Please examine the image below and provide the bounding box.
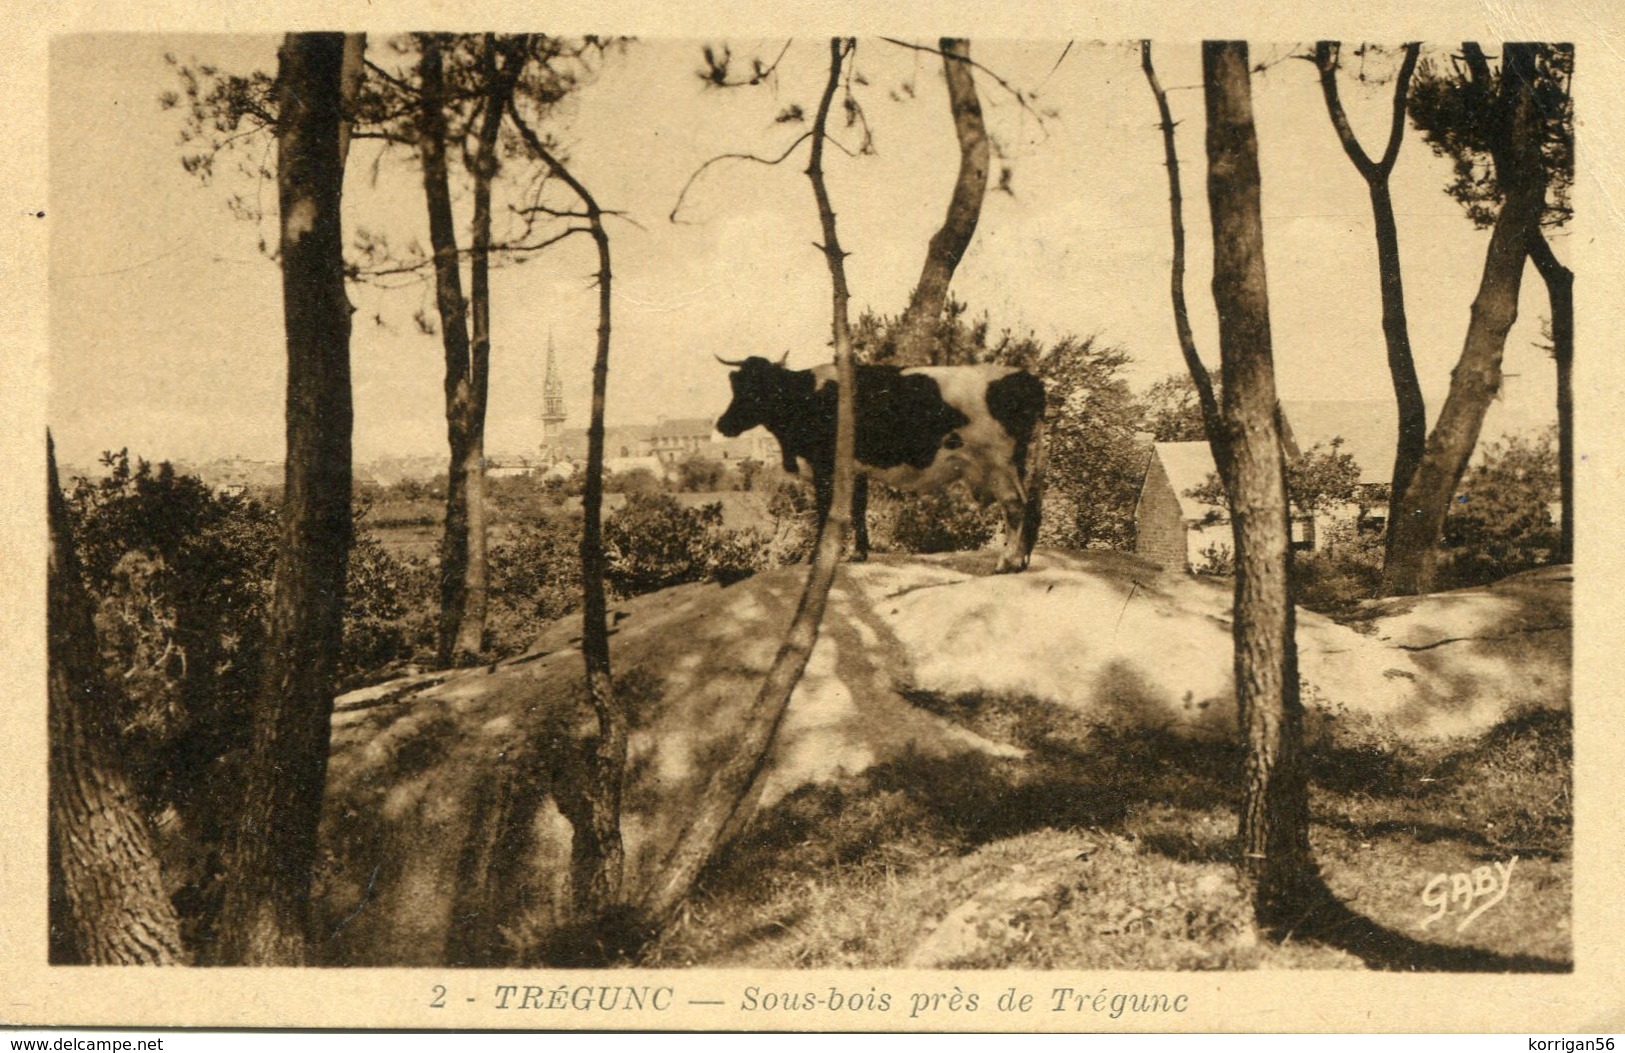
[541,333,567,461]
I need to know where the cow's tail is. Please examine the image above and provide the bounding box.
[1020,411,1047,561]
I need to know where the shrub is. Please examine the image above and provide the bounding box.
[736,457,765,492]
[765,479,816,565]
[486,511,585,654]
[64,454,451,775]
[674,457,729,493]
[342,528,436,680]
[66,452,277,807]
[1438,429,1561,589]
[487,471,563,522]
[1292,543,1383,616]
[869,482,995,555]
[605,466,664,495]
[1192,541,1233,577]
[603,492,764,596]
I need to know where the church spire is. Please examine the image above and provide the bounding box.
[541,332,567,460]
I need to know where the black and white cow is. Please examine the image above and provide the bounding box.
[715,355,1046,573]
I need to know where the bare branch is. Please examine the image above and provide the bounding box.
[840,42,876,155]
[505,96,606,218]
[879,36,1050,132]
[1140,41,1222,449]
[1314,42,1376,176]
[505,226,595,253]
[1378,44,1422,171]
[517,203,594,220]
[1314,42,1420,179]
[1042,41,1074,85]
[363,57,417,96]
[668,132,816,223]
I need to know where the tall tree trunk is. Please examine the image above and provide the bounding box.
[640,37,859,933]
[416,34,482,667]
[505,92,628,930]
[214,32,356,965]
[1528,236,1573,564]
[1141,42,1224,461]
[1382,44,1547,596]
[1312,42,1426,559]
[451,36,526,660]
[893,38,988,365]
[47,434,188,965]
[1203,41,1313,926]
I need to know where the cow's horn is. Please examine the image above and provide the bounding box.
[776,349,790,365]
[714,353,748,367]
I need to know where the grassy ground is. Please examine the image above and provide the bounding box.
[647,689,1571,971]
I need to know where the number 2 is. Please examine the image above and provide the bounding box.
[430,985,447,1009]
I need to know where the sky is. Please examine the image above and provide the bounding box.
[47,35,1565,470]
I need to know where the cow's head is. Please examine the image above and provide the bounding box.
[715,354,790,437]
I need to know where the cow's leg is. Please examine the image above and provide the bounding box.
[850,474,870,562]
[989,469,1029,574]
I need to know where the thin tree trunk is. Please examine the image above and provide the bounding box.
[505,93,628,927]
[893,38,988,365]
[214,32,355,964]
[1203,41,1313,926]
[1313,42,1426,557]
[453,36,525,660]
[1382,44,1547,596]
[1528,235,1573,564]
[640,37,859,932]
[48,434,189,966]
[1141,41,1224,462]
[416,34,482,667]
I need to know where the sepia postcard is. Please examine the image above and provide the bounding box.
[4,0,1624,1035]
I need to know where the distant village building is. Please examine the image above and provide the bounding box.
[1279,398,1400,538]
[184,455,283,494]
[1134,399,1397,573]
[488,456,542,479]
[484,342,782,480]
[645,417,716,464]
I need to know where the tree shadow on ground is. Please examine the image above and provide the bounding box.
[680,688,1569,972]
[1275,873,1569,972]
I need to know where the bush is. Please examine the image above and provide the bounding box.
[1437,429,1560,589]
[486,511,585,655]
[605,466,664,495]
[765,479,816,565]
[342,528,436,680]
[736,457,765,493]
[66,452,277,807]
[64,454,452,780]
[869,482,995,555]
[674,457,729,493]
[1192,541,1233,577]
[603,492,764,596]
[487,471,566,522]
[1292,544,1383,616]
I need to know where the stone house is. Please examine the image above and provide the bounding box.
[1134,399,1396,572]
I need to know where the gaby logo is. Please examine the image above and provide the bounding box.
[1420,855,1518,933]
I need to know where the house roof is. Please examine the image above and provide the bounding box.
[1278,398,1397,486]
[1152,442,1226,522]
[648,417,717,441]
[1151,397,1396,519]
